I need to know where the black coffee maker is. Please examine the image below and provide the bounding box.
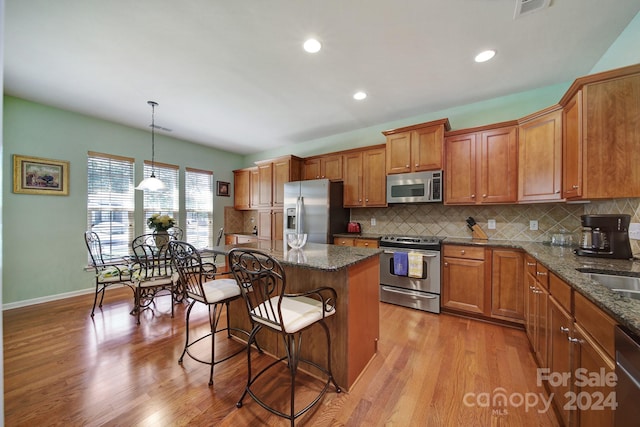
[575,214,633,259]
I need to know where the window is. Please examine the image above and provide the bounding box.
[185,168,214,248]
[87,152,135,261]
[143,161,179,233]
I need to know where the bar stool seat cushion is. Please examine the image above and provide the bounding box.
[198,278,240,303]
[252,296,335,333]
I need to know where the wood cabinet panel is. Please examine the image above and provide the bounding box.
[518,107,562,202]
[479,126,518,204]
[304,154,342,180]
[383,119,449,174]
[548,296,574,427]
[549,272,572,313]
[250,167,259,208]
[444,133,476,204]
[442,245,485,260]
[256,162,273,207]
[233,169,251,210]
[353,238,378,248]
[334,237,354,246]
[574,292,616,360]
[491,249,524,322]
[442,255,488,316]
[343,146,386,207]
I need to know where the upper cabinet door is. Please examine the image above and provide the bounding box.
[518,107,563,202]
[412,125,444,171]
[385,132,412,174]
[479,126,518,204]
[444,133,477,204]
[562,91,583,199]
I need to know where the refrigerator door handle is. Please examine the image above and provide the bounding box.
[296,196,303,233]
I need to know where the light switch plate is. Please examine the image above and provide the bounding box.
[371,218,376,226]
[488,219,496,230]
[629,222,640,240]
[530,220,539,231]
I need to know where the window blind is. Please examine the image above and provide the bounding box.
[185,168,214,248]
[143,161,179,233]
[87,152,135,261]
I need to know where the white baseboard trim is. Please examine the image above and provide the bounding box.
[3,287,95,311]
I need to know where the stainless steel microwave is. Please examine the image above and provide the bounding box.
[386,171,443,203]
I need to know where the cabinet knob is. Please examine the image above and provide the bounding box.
[572,185,579,189]
[471,194,476,198]
[560,326,570,334]
[444,262,449,267]
[536,271,547,276]
[405,164,409,168]
[364,243,369,246]
[482,194,487,198]
[526,262,536,266]
[321,175,325,178]
[415,163,419,167]
[555,190,561,194]
[529,286,536,290]
[460,249,465,255]
[568,337,581,344]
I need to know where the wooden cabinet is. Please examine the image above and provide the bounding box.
[257,209,283,241]
[303,154,343,181]
[343,145,387,208]
[518,106,563,202]
[444,123,518,205]
[524,256,549,368]
[256,156,303,207]
[442,245,490,316]
[250,167,259,208]
[560,64,640,200]
[333,237,379,248]
[383,119,450,174]
[547,273,575,427]
[491,249,524,322]
[233,168,253,210]
[225,234,258,245]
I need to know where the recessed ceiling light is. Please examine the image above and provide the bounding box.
[353,91,367,101]
[475,49,496,63]
[303,38,322,53]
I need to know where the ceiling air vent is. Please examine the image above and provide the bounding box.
[514,0,551,19]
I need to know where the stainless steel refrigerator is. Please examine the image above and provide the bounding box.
[283,179,349,244]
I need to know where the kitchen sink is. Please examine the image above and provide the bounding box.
[585,273,640,300]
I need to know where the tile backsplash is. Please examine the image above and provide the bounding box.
[226,198,640,256]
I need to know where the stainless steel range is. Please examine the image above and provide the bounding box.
[379,235,443,314]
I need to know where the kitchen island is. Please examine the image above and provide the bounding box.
[208,240,383,391]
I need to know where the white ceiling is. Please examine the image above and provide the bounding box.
[5,0,640,155]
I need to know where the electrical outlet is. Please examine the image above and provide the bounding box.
[530,220,539,231]
[371,218,376,226]
[488,219,496,230]
[629,222,640,240]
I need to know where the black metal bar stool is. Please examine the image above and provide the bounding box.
[228,248,341,426]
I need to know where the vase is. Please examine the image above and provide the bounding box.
[154,230,170,250]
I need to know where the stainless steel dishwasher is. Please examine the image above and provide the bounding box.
[614,326,640,427]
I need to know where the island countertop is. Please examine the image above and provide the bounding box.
[208,239,383,271]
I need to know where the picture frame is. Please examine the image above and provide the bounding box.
[216,180,230,197]
[13,154,70,196]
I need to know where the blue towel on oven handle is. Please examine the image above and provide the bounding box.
[393,252,408,276]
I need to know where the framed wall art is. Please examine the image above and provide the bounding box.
[13,154,70,196]
[216,180,230,197]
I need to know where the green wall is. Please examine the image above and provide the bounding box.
[2,96,243,305]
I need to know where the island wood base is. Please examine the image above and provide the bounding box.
[228,255,380,391]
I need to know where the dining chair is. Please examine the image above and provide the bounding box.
[84,231,134,317]
[228,248,341,426]
[168,226,184,241]
[130,233,178,324]
[168,240,256,385]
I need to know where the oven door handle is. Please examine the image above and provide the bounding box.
[381,286,438,299]
[383,250,438,258]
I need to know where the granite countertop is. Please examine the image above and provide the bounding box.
[208,240,382,272]
[443,237,640,337]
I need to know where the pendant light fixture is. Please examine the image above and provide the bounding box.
[135,101,166,191]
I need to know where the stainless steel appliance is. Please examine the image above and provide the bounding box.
[575,214,633,259]
[379,235,443,313]
[614,326,640,427]
[283,179,349,244]
[386,171,443,204]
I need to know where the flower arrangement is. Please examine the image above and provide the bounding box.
[147,213,176,232]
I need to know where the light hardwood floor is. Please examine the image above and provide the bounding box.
[4,287,560,426]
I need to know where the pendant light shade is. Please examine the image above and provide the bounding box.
[136,101,166,191]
